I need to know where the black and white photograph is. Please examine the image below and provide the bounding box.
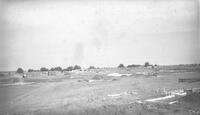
[0,0,200,114]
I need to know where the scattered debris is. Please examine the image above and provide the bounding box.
[146,88,188,103]
[128,91,138,95]
[185,89,193,95]
[0,82,34,86]
[192,87,200,93]
[184,87,200,95]
[107,73,131,77]
[107,91,137,98]
[107,94,121,98]
[145,95,175,102]
[84,79,103,83]
[107,73,122,77]
[135,72,146,75]
[136,100,143,104]
[155,88,186,96]
[108,92,129,98]
[168,101,178,104]
[170,90,186,96]
[88,80,95,83]
[88,80,101,83]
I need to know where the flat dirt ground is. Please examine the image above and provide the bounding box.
[0,66,200,115]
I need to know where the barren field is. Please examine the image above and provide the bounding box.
[0,66,200,115]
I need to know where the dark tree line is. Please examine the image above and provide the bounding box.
[63,65,81,71]
[117,61,155,68]
[127,64,141,68]
[16,65,83,73]
[88,66,95,69]
[16,61,160,73]
[50,67,62,71]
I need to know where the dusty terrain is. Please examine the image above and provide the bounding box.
[0,66,200,115]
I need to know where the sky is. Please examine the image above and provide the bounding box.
[0,0,199,71]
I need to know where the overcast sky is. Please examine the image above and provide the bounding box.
[0,0,199,71]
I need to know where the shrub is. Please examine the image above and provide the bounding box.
[16,68,24,74]
[74,65,81,70]
[89,66,95,69]
[64,66,73,71]
[28,69,34,72]
[63,65,81,71]
[50,66,62,71]
[118,64,125,68]
[144,62,150,67]
[0,73,5,77]
[40,67,49,71]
